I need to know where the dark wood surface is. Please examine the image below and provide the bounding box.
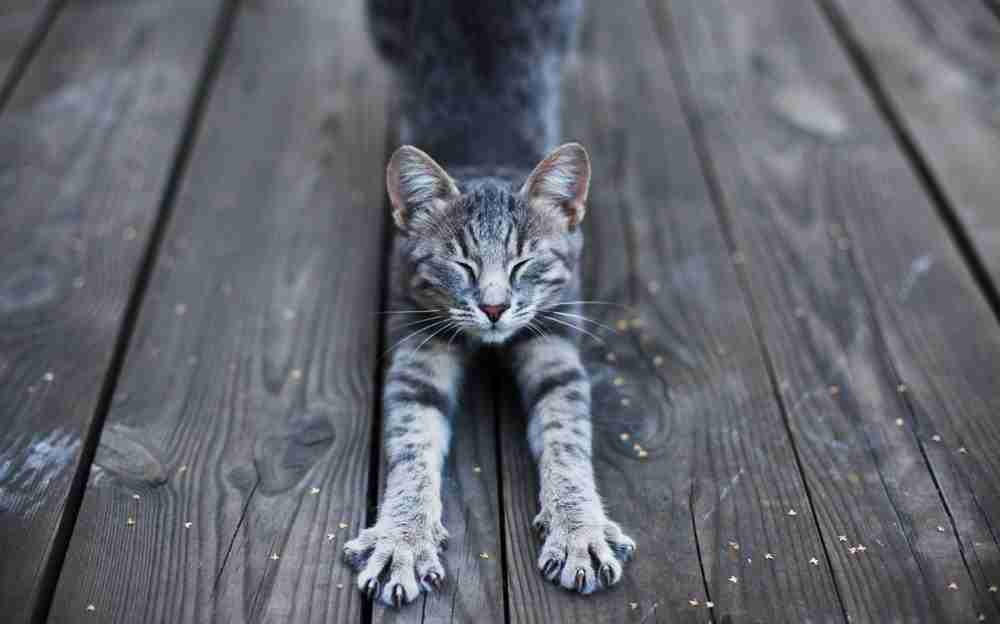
[0,1,59,104]
[499,1,845,621]
[0,0,997,622]
[0,0,229,621]
[656,0,1000,620]
[47,0,390,621]
[822,0,1000,291]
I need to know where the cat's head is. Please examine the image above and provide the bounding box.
[387,143,590,344]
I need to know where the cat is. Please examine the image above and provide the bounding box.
[344,0,635,608]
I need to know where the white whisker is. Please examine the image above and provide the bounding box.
[545,310,618,334]
[383,318,453,357]
[539,314,605,344]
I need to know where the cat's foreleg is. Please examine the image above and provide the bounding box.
[512,335,635,594]
[344,342,461,607]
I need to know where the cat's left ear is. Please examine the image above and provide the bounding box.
[519,142,591,229]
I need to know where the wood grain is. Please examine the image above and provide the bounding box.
[498,1,845,621]
[374,365,505,624]
[0,1,60,101]
[0,0,229,621]
[656,0,1000,619]
[47,0,392,622]
[821,0,1000,289]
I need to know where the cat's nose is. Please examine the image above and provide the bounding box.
[479,303,509,323]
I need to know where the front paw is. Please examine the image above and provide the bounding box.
[343,520,448,607]
[534,510,636,594]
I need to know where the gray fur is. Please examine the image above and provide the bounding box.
[346,0,634,607]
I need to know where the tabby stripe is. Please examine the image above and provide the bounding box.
[550,248,571,270]
[385,375,451,415]
[528,368,585,407]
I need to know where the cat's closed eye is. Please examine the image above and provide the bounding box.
[455,261,477,282]
[509,258,532,281]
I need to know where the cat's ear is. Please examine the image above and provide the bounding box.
[519,142,591,229]
[386,145,460,231]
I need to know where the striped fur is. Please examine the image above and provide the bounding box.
[346,0,634,608]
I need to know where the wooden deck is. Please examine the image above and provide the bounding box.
[2,0,999,622]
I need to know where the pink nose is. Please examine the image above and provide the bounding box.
[479,303,509,323]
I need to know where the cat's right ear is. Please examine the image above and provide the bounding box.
[386,145,460,231]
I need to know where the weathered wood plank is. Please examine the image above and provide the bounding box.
[821,0,1000,290]
[0,0,229,621]
[374,366,505,624]
[656,0,1000,619]
[47,0,391,622]
[0,1,60,102]
[498,1,845,621]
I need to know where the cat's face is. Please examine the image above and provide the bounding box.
[387,144,590,344]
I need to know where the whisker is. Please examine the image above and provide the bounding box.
[380,309,444,315]
[388,315,447,331]
[546,300,628,308]
[446,325,464,347]
[405,321,457,359]
[539,314,605,344]
[382,318,453,357]
[545,310,619,334]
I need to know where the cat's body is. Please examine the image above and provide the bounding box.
[344,0,635,607]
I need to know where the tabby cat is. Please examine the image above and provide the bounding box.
[344,0,635,607]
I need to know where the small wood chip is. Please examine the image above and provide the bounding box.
[848,547,857,555]
[619,432,630,441]
[636,449,649,459]
[86,604,96,612]
[290,369,303,380]
[728,576,738,584]
[728,541,740,551]
[43,372,54,382]
[326,533,336,541]
[936,526,945,532]
[931,434,941,442]
[479,552,490,559]
[856,545,867,552]
[705,601,715,608]
[473,466,482,473]
[178,465,188,473]
[895,418,904,427]
[809,557,819,566]
[629,602,639,610]
[688,599,699,606]
[653,355,664,366]
[616,320,629,331]
[620,398,631,407]
[838,535,848,542]
[338,522,348,529]
[978,614,985,622]
[175,303,187,316]
[337,583,344,589]
[897,383,907,393]
[310,487,320,495]
[989,585,998,593]
[958,447,968,454]
[947,582,958,591]
[132,494,141,500]
[126,516,136,526]
[764,553,775,560]
[787,509,798,517]
[613,377,625,386]
[184,522,192,529]
[270,553,279,560]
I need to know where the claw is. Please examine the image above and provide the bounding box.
[365,579,380,601]
[617,543,636,561]
[425,572,443,591]
[392,585,405,608]
[574,568,587,593]
[541,559,559,579]
[599,563,614,587]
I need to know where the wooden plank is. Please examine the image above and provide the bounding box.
[0,0,229,621]
[374,366,505,624]
[656,0,1000,619]
[0,1,60,100]
[46,0,392,621]
[821,0,1000,289]
[498,1,845,622]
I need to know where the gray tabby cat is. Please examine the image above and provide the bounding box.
[344,0,635,607]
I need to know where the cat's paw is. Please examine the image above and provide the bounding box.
[534,511,636,594]
[343,520,448,607]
